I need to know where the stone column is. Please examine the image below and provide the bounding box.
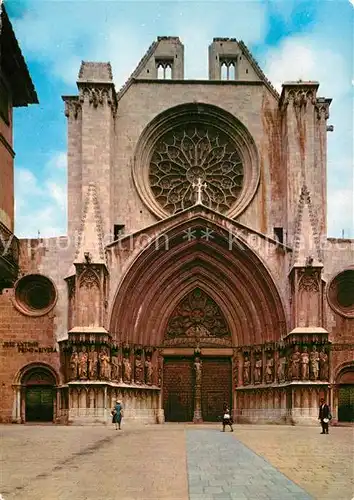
[103,385,108,423]
[193,357,203,423]
[12,385,21,423]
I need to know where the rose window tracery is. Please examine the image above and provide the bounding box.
[149,124,244,214]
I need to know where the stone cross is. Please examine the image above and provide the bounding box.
[192,177,207,205]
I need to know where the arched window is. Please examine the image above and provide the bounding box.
[221,62,228,80]
[229,62,236,80]
[165,65,172,80]
[157,64,164,80]
[156,60,173,80]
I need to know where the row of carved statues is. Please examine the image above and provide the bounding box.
[69,345,157,385]
[242,345,329,386]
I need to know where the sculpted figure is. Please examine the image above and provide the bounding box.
[301,346,310,380]
[111,354,119,381]
[265,352,274,384]
[310,345,320,380]
[290,345,301,380]
[88,346,98,379]
[78,346,88,379]
[69,346,79,380]
[145,355,153,385]
[254,354,262,384]
[194,357,202,386]
[122,354,132,383]
[134,353,144,384]
[319,347,329,380]
[99,347,111,380]
[243,355,251,385]
[277,354,286,383]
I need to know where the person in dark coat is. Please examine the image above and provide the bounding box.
[111,399,123,430]
[318,398,331,434]
[222,403,233,432]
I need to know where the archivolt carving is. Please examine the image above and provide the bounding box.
[150,124,244,214]
[166,288,230,341]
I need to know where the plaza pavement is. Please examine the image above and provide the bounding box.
[0,423,353,500]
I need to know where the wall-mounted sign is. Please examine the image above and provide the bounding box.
[0,341,57,353]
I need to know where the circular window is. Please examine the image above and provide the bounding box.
[133,103,259,219]
[14,274,57,316]
[150,123,244,214]
[327,269,354,318]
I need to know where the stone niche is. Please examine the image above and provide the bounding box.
[59,331,163,425]
[234,329,331,425]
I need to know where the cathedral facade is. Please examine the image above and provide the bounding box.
[1,36,353,425]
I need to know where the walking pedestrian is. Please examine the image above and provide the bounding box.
[318,397,331,434]
[111,399,124,430]
[222,403,233,432]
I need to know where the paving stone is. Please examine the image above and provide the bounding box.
[186,429,313,500]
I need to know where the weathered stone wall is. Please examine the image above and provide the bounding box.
[0,288,60,422]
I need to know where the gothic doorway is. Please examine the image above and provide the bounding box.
[337,367,354,422]
[162,288,233,422]
[22,367,56,422]
[163,358,194,421]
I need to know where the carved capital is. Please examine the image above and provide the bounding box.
[78,85,117,115]
[64,99,82,120]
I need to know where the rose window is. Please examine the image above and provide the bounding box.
[149,124,244,214]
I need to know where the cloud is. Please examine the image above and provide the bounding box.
[14,152,67,238]
[9,1,353,239]
[263,33,353,238]
[327,187,354,238]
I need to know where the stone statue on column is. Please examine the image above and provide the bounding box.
[301,346,310,380]
[134,353,144,384]
[145,354,153,385]
[289,345,301,380]
[243,354,251,385]
[99,346,111,380]
[254,353,262,384]
[111,353,119,381]
[319,347,329,380]
[78,346,88,379]
[277,353,286,383]
[310,345,320,380]
[122,352,132,383]
[69,346,79,380]
[265,352,274,384]
[88,345,98,379]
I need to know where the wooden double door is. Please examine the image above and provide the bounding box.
[25,386,54,422]
[163,357,232,422]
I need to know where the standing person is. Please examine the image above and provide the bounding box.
[222,403,233,432]
[318,398,331,434]
[111,399,124,430]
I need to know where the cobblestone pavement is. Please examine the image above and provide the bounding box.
[1,423,353,500]
[232,424,354,500]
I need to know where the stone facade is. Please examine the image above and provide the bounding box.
[0,36,353,425]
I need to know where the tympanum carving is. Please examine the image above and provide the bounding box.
[165,288,230,345]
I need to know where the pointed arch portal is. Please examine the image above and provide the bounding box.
[109,217,287,421]
[109,217,287,347]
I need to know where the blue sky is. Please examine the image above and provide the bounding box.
[6,0,354,238]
